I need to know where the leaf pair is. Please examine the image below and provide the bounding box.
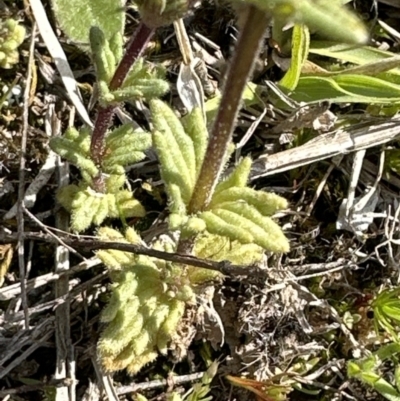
[50,125,151,231]
[57,184,145,232]
[151,100,289,253]
[280,37,400,104]
[151,100,208,218]
[89,27,170,104]
[201,158,289,252]
[348,343,400,401]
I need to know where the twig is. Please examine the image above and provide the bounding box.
[1,272,107,324]
[17,22,37,329]
[23,207,84,260]
[0,231,270,280]
[304,156,342,217]
[0,317,54,367]
[116,372,205,395]
[91,357,119,401]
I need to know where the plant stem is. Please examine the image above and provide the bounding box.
[90,22,155,167]
[188,6,270,214]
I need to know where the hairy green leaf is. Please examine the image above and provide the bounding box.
[97,228,194,374]
[51,0,125,51]
[90,26,116,84]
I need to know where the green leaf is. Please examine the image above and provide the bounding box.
[90,26,116,84]
[182,108,209,177]
[194,234,263,266]
[50,129,99,178]
[231,0,367,44]
[51,0,125,51]
[280,24,309,90]
[286,75,400,104]
[200,211,254,244]
[103,125,152,172]
[210,203,289,252]
[57,185,145,232]
[210,187,288,216]
[213,157,252,194]
[310,41,400,84]
[151,100,199,209]
[0,19,26,69]
[108,79,170,102]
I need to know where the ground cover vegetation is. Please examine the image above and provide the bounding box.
[2,0,400,400]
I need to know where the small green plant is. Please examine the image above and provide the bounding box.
[348,343,400,401]
[372,287,400,342]
[96,226,199,374]
[0,18,25,69]
[49,0,368,380]
[348,289,400,401]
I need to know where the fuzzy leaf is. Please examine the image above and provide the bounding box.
[152,129,191,204]
[90,26,116,84]
[50,130,98,178]
[213,157,252,195]
[212,202,289,252]
[57,185,145,232]
[182,107,208,177]
[108,79,170,103]
[194,234,263,266]
[210,187,288,216]
[200,211,254,244]
[151,100,196,191]
[98,229,195,374]
[127,351,158,375]
[51,0,125,51]
[103,127,151,172]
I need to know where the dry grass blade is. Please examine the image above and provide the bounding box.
[51,103,75,401]
[29,0,92,127]
[251,117,400,179]
[16,22,38,330]
[0,257,101,301]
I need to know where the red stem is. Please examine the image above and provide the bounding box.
[90,22,155,168]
